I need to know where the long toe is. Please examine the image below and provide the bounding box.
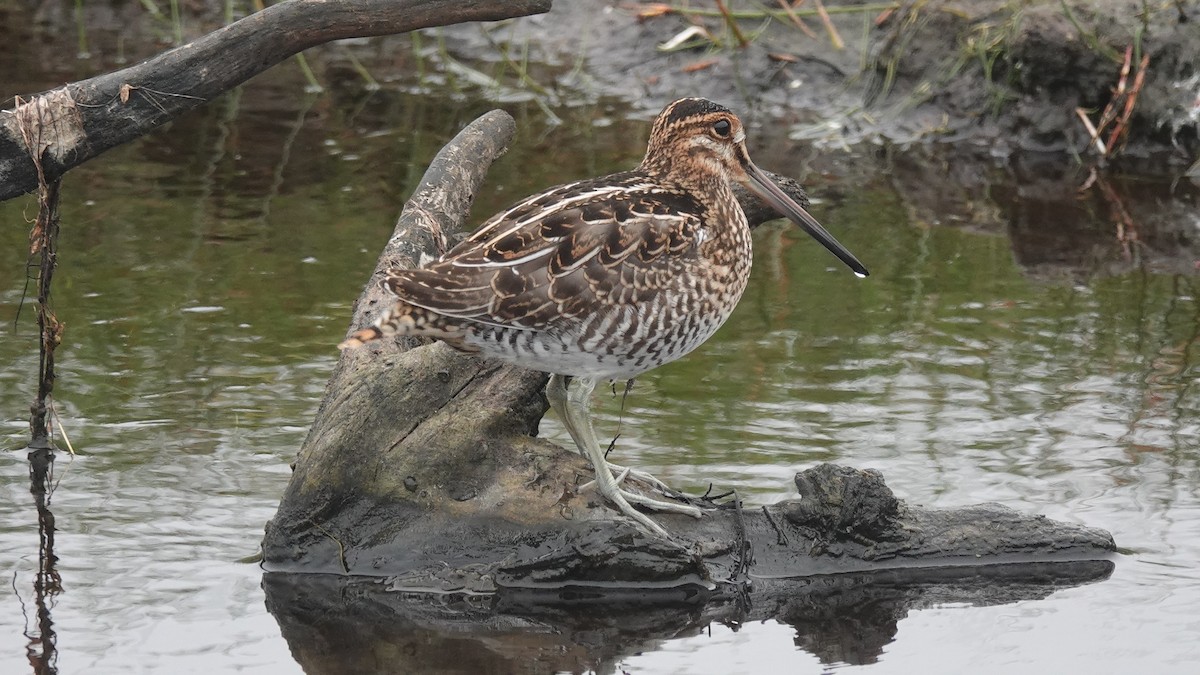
[605,463,673,492]
[580,464,704,520]
[604,490,672,538]
[618,490,704,519]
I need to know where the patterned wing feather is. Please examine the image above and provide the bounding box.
[384,174,709,334]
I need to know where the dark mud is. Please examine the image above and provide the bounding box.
[11,1,1197,163]
[460,1,1199,163]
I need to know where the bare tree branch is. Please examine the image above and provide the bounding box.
[0,0,552,202]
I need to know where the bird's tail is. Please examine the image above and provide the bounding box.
[337,306,417,350]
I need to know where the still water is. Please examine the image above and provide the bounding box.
[3,31,1200,675]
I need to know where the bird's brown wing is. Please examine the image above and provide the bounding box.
[383,174,708,334]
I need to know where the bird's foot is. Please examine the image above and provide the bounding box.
[588,468,704,520]
[582,464,711,518]
[599,487,673,539]
[582,462,671,493]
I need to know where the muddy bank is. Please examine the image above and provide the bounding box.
[459,0,1198,165]
[9,1,1197,166]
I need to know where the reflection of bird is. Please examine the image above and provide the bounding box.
[341,98,868,538]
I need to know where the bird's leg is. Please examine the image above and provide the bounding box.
[606,378,680,494]
[548,374,699,511]
[546,376,682,496]
[547,375,701,538]
[545,373,574,440]
[551,375,676,536]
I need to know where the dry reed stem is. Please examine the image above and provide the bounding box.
[777,0,817,38]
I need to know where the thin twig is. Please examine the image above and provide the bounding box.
[776,0,817,38]
[812,0,845,49]
[762,504,790,546]
[311,520,350,574]
[14,96,65,448]
[1075,107,1108,156]
[730,489,750,583]
[1108,53,1149,155]
[49,401,75,456]
[715,0,750,47]
[1093,46,1133,140]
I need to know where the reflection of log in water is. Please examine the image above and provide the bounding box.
[263,560,1115,672]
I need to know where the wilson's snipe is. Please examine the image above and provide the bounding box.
[341,98,868,538]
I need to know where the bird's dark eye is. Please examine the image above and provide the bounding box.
[712,119,732,137]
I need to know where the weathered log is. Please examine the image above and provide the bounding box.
[260,109,1115,588]
[0,0,552,203]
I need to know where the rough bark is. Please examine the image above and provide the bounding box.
[0,0,552,203]
[260,110,1115,588]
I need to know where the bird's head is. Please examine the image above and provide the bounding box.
[642,98,869,277]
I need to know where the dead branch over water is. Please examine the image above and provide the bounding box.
[13,93,64,675]
[0,0,552,203]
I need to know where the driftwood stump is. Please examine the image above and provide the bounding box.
[260,110,1115,589]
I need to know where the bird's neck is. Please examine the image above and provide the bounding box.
[641,161,737,206]
[662,169,751,260]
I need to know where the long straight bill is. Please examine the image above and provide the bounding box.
[743,160,869,277]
